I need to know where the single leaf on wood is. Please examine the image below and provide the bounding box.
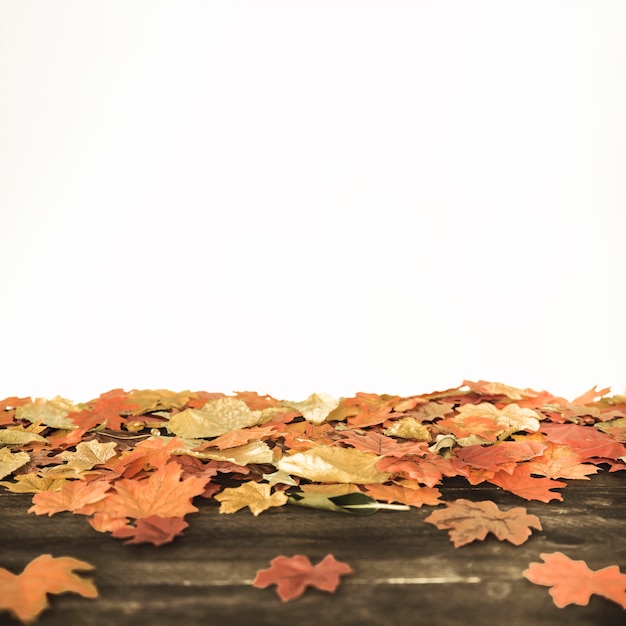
[111,515,189,546]
[523,552,626,609]
[252,554,353,602]
[214,482,288,516]
[0,554,97,624]
[424,499,542,547]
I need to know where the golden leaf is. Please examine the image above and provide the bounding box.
[45,440,119,478]
[0,448,30,480]
[177,440,274,466]
[214,482,288,516]
[277,445,390,484]
[167,397,270,439]
[0,473,67,493]
[0,430,48,445]
[16,397,80,429]
[384,418,431,441]
[282,393,339,425]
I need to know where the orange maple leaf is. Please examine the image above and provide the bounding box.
[28,480,112,516]
[0,554,97,623]
[111,516,189,546]
[424,499,542,547]
[252,554,353,602]
[488,464,566,502]
[524,441,600,480]
[361,482,443,508]
[105,462,208,519]
[523,552,626,609]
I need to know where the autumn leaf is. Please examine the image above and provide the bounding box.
[167,397,271,438]
[383,417,431,441]
[111,516,189,546]
[252,554,353,602]
[361,482,443,508]
[282,393,339,424]
[277,445,390,484]
[127,389,196,414]
[524,441,600,480]
[462,380,541,401]
[105,462,208,519]
[29,479,112,516]
[424,499,542,547]
[16,396,82,429]
[0,473,67,493]
[488,464,566,502]
[45,440,118,478]
[523,552,626,609]
[338,429,428,458]
[214,482,288,516]
[0,448,30,480]
[453,441,546,474]
[540,422,626,461]
[0,554,97,624]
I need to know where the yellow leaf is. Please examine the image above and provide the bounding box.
[215,482,288,516]
[16,397,80,429]
[44,440,118,478]
[127,389,196,414]
[277,445,390,484]
[0,473,67,493]
[282,393,339,425]
[0,430,48,445]
[177,440,274,466]
[167,397,270,438]
[384,418,431,441]
[0,448,30,480]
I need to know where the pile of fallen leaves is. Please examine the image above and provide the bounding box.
[1,380,625,621]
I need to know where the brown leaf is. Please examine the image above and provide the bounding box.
[424,499,542,547]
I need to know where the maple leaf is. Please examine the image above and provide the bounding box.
[540,422,626,461]
[488,464,566,502]
[376,454,460,487]
[214,482,288,516]
[361,482,443,508]
[208,424,279,450]
[450,402,541,441]
[0,473,67,493]
[523,552,626,609]
[0,554,97,623]
[111,516,189,546]
[524,442,599,480]
[252,554,353,602]
[126,389,196,414]
[424,499,542,547]
[46,440,118,478]
[462,380,540,401]
[29,479,112,516]
[111,436,186,478]
[453,441,546,474]
[277,445,390,484]
[338,430,428,457]
[105,462,208,519]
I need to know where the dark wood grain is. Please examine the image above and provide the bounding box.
[1,471,625,626]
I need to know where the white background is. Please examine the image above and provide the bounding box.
[1,0,625,403]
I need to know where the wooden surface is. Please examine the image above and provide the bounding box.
[1,471,624,626]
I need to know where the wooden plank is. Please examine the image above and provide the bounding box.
[1,471,625,625]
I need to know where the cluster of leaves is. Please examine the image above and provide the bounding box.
[1,381,625,618]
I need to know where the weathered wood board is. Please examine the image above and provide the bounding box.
[1,471,624,625]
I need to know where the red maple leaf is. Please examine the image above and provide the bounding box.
[524,441,600,480]
[540,422,626,461]
[453,441,546,473]
[338,430,428,457]
[523,552,626,609]
[361,483,443,508]
[376,454,460,487]
[111,516,189,546]
[488,464,566,502]
[252,554,353,602]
